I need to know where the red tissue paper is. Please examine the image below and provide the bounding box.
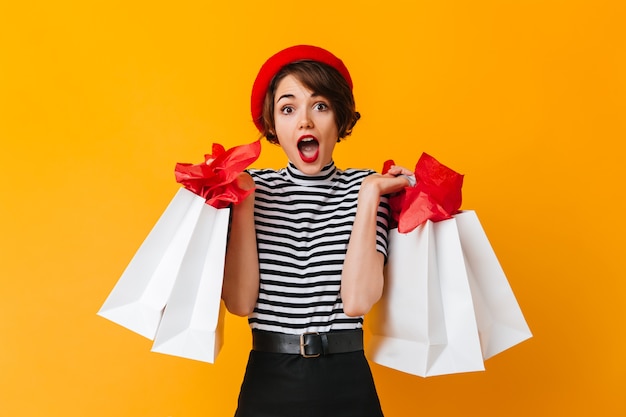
[383,153,464,233]
[174,140,261,208]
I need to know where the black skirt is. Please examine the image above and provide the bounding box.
[234,349,384,417]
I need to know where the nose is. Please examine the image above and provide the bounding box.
[298,110,313,129]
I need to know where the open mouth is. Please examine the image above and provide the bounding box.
[297,136,319,163]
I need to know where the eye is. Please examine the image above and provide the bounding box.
[314,102,329,111]
[280,105,294,115]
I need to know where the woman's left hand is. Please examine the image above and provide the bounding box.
[342,164,414,316]
[361,165,415,197]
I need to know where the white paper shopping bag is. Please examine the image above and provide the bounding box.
[151,205,230,363]
[367,217,485,377]
[454,210,532,359]
[367,219,447,376]
[98,188,206,339]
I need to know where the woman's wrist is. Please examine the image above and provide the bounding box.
[358,180,382,208]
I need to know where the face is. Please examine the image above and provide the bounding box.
[273,74,339,175]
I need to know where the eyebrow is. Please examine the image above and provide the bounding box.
[276,93,294,104]
[275,92,321,104]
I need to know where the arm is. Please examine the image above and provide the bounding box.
[221,172,260,316]
[341,166,413,316]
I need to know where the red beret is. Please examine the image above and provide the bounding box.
[250,45,353,133]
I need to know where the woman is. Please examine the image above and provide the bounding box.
[222,45,413,417]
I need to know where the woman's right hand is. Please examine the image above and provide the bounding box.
[223,171,259,316]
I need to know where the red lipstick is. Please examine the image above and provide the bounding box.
[297,135,319,163]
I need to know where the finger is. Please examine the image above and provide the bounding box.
[387,165,413,176]
[386,166,415,183]
[398,174,416,187]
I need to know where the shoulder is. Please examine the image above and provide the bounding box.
[247,167,282,181]
[246,167,279,175]
[337,168,378,185]
[341,167,377,176]
[246,168,290,192]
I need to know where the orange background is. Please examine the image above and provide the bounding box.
[1,1,625,416]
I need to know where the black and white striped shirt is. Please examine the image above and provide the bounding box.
[247,161,390,334]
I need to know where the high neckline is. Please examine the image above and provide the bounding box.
[284,161,338,185]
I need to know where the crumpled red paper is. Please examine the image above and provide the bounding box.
[175,140,261,208]
[383,153,464,233]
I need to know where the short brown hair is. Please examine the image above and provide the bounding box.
[261,60,360,144]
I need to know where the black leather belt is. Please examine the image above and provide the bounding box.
[252,329,363,358]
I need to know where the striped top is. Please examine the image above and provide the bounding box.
[247,161,390,335]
